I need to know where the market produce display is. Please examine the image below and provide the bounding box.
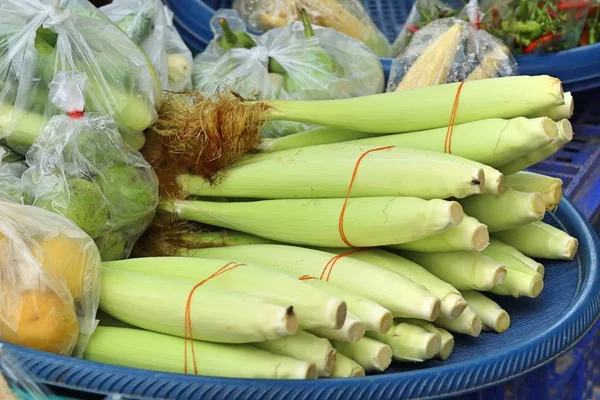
[0,0,161,153]
[192,9,384,137]
[0,0,591,390]
[74,75,579,379]
[232,0,391,56]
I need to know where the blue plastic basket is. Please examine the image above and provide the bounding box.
[2,199,599,400]
[173,0,600,93]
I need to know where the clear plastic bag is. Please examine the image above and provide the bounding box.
[0,197,101,357]
[481,0,592,54]
[100,0,193,91]
[233,0,391,56]
[0,0,161,154]
[391,0,466,56]
[193,9,385,137]
[21,72,160,261]
[0,147,26,204]
[388,1,518,92]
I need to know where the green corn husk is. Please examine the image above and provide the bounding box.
[83,327,317,379]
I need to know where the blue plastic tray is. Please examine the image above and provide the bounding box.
[179,0,600,92]
[2,198,599,400]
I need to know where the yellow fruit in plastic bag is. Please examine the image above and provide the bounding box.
[0,289,79,355]
[33,236,90,301]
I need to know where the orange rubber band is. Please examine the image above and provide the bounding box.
[444,81,466,154]
[339,146,394,247]
[184,261,245,374]
[319,248,367,282]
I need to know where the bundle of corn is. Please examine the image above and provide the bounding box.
[85,75,578,379]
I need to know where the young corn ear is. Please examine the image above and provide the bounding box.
[400,251,507,291]
[504,172,563,211]
[329,353,365,378]
[458,188,546,232]
[99,268,298,343]
[347,117,556,170]
[184,244,441,321]
[435,305,482,337]
[160,197,464,248]
[389,215,489,252]
[499,119,574,175]
[266,76,564,134]
[332,337,392,372]
[308,313,366,343]
[254,331,336,377]
[103,257,347,330]
[185,145,487,200]
[491,221,579,260]
[482,239,545,278]
[83,327,317,379]
[258,118,557,171]
[367,321,441,362]
[465,45,512,81]
[333,248,466,320]
[529,92,574,121]
[461,290,510,333]
[394,24,463,91]
[397,319,454,361]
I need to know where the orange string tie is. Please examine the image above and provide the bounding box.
[183,261,245,375]
[444,81,466,154]
[338,146,395,248]
[320,248,367,282]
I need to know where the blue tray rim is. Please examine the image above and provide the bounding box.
[5,198,600,400]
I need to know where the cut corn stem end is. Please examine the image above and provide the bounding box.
[423,296,442,323]
[437,329,455,361]
[448,202,465,226]
[473,224,491,252]
[485,171,505,195]
[441,293,468,320]
[493,311,511,333]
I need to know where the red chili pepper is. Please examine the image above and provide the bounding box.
[557,0,590,10]
[523,32,562,53]
[407,25,419,33]
[580,27,590,45]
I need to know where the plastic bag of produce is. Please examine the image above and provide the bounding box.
[232,0,391,56]
[21,72,160,261]
[388,1,518,92]
[193,9,385,137]
[0,147,26,203]
[0,198,101,357]
[391,0,466,56]
[100,0,193,91]
[0,0,161,154]
[482,0,592,53]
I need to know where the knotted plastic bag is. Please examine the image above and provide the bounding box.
[0,199,101,357]
[193,9,385,137]
[388,0,518,92]
[21,72,160,261]
[100,0,193,91]
[233,0,391,56]
[0,0,161,154]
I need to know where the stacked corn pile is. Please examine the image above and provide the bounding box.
[85,75,579,379]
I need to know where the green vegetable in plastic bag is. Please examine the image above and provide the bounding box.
[22,72,159,260]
